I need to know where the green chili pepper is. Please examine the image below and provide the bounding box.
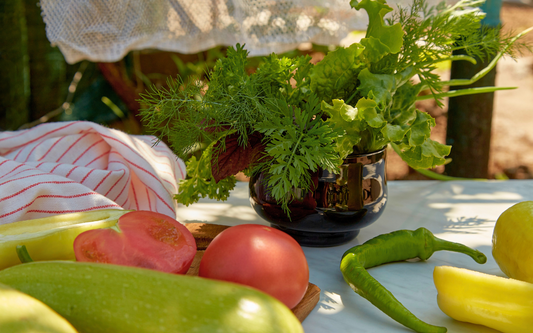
[340,227,487,333]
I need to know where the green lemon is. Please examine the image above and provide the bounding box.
[492,201,533,283]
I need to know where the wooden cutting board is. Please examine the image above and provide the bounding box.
[185,222,321,323]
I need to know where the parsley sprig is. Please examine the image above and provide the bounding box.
[254,95,342,213]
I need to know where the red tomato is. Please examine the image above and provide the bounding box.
[198,224,309,309]
[74,211,197,274]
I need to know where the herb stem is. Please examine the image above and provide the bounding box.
[432,55,477,65]
[345,91,358,105]
[287,132,305,176]
[442,0,485,15]
[414,168,486,181]
[441,27,533,87]
[417,86,516,101]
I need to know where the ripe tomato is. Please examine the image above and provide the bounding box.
[74,211,197,274]
[198,224,309,309]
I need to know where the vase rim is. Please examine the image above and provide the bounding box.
[347,147,386,158]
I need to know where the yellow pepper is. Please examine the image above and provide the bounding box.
[434,266,533,333]
[0,281,78,333]
[0,209,130,270]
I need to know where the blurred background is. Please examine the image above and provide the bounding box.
[1,0,532,181]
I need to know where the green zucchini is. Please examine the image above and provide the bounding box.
[0,281,78,333]
[0,261,304,333]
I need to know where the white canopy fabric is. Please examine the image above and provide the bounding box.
[40,0,425,64]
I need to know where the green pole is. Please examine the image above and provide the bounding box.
[445,0,502,178]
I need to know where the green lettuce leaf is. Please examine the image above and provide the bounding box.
[309,43,364,101]
[322,97,390,157]
[356,97,385,128]
[392,139,451,169]
[360,36,393,64]
[389,82,420,125]
[381,123,409,142]
[351,0,404,55]
[407,110,435,146]
[356,68,395,108]
[322,99,365,158]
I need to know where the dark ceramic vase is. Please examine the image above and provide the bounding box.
[249,148,387,247]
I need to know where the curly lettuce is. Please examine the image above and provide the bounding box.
[307,0,522,170]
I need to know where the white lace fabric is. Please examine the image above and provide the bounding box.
[40,0,372,64]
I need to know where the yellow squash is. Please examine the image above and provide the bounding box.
[492,200,533,283]
[0,282,78,333]
[434,265,533,333]
[0,209,130,270]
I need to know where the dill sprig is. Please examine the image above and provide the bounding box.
[139,45,272,160]
[385,0,529,98]
[139,76,210,160]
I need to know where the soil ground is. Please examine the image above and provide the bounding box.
[386,2,533,180]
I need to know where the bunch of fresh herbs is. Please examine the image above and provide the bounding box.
[140,0,531,212]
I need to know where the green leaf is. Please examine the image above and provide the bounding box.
[309,43,365,101]
[352,0,404,54]
[421,137,451,159]
[408,111,435,146]
[381,123,409,142]
[211,44,250,91]
[255,97,341,211]
[356,97,385,128]
[356,68,395,108]
[174,142,237,206]
[329,99,359,122]
[394,66,417,88]
[337,136,363,158]
[392,139,451,169]
[322,99,365,158]
[389,82,421,124]
[360,36,393,64]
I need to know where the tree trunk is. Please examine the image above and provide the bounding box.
[0,0,30,130]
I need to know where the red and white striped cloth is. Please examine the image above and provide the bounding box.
[0,121,186,225]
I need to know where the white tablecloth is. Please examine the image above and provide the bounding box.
[176,179,533,333]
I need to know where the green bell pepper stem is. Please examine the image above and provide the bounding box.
[340,227,487,333]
